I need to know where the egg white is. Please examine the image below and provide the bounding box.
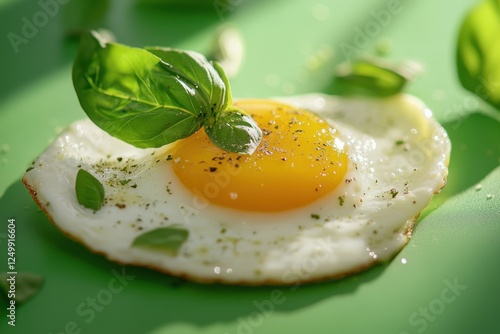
[23,93,450,285]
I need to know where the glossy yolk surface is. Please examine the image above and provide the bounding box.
[171,100,348,212]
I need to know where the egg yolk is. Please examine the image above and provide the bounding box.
[171,100,348,212]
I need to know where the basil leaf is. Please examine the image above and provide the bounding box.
[131,226,189,255]
[73,31,204,148]
[145,47,230,117]
[332,58,415,97]
[456,0,500,110]
[73,31,262,154]
[0,272,44,304]
[204,107,262,154]
[75,169,105,211]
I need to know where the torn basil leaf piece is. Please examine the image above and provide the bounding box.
[204,107,263,154]
[456,0,500,110]
[0,272,44,304]
[75,169,105,211]
[332,58,418,97]
[132,226,189,255]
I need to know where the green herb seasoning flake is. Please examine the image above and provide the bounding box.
[119,179,132,186]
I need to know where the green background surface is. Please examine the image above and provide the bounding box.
[1,0,500,333]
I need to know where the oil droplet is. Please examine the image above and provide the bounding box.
[214,266,221,274]
[401,258,407,264]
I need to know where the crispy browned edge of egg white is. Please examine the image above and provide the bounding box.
[21,167,448,286]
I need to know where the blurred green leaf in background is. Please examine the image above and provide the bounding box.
[330,57,420,98]
[457,0,500,111]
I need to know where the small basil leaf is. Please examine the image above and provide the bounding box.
[75,169,105,211]
[456,0,500,110]
[145,47,230,116]
[131,226,189,255]
[332,58,416,97]
[73,31,204,148]
[0,272,44,304]
[204,107,262,154]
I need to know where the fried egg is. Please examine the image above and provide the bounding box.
[22,93,450,285]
